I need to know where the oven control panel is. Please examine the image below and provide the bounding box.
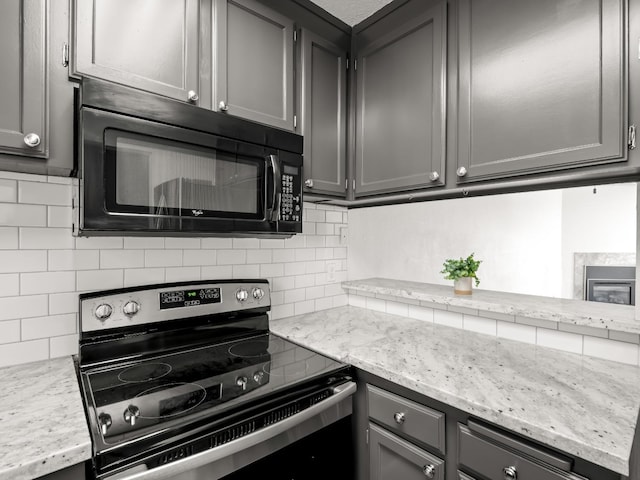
[280,167,301,223]
[80,281,271,333]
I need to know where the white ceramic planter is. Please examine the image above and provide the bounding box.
[454,277,473,295]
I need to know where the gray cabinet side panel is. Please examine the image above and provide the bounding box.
[456,0,626,181]
[355,1,446,196]
[301,29,347,195]
[0,0,47,157]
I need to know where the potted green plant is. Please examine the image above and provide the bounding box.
[441,253,482,295]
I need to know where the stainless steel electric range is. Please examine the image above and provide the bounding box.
[76,280,355,480]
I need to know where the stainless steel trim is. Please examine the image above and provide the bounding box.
[268,155,282,222]
[104,381,356,480]
[467,420,572,472]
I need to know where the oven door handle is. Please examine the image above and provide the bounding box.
[108,381,356,480]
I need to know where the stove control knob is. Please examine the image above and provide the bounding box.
[95,304,113,321]
[124,405,140,426]
[123,300,141,317]
[236,288,249,302]
[98,413,112,436]
[236,376,248,391]
[252,287,264,300]
[253,371,264,383]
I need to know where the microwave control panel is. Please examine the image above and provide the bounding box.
[281,165,301,223]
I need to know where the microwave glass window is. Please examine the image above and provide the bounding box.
[114,135,260,216]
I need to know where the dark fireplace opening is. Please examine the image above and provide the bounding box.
[585,265,635,306]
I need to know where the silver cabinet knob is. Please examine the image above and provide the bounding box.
[429,171,440,182]
[23,133,41,148]
[95,304,113,321]
[393,412,406,424]
[124,405,140,426]
[423,464,436,478]
[236,376,248,391]
[252,287,264,300]
[456,166,468,177]
[218,100,229,112]
[503,466,517,480]
[236,288,249,302]
[187,90,199,102]
[304,179,314,188]
[98,413,112,436]
[123,300,140,317]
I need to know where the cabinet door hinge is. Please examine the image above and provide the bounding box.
[346,57,350,70]
[62,43,69,67]
[354,59,358,71]
[353,179,356,191]
[293,30,298,43]
[345,179,348,190]
[293,115,297,129]
[629,125,636,150]
[365,428,369,445]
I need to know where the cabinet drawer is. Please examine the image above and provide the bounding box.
[368,385,445,454]
[458,424,587,480]
[370,423,444,480]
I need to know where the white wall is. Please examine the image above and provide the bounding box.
[348,190,565,296]
[0,171,348,368]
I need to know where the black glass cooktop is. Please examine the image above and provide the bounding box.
[83,333,344,444]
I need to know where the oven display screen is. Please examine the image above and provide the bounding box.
[160,288,221,309]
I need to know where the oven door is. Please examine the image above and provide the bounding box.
[79,107,281,236]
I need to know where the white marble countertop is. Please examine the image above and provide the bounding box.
[343,277,640,334]
[271,306,640,476]
[0,356,92,480]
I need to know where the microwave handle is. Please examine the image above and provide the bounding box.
[267,155,282,222]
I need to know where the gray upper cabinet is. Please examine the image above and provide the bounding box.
[0,0,47,158]
[214,0,295,131]
[354,1,447,197]
[74,0,201,103]
[299,28,348,196]
[455,0,626,183]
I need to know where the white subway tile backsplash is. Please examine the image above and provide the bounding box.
[325,211,343,223]
[497,321,536,345]
[333,294,348,307]
[201,238,233,249]
[0,295,48,321]
[408,305,434,323]
[295,248,315,262]
[272,276,295,292]
[536,329,583,355]
[0,250,47,273]
[259,238,285,249]
[0,320,20,344]
[0,339,49,367]
[217,250,247,265]
[294,300,315,316]
[0,179,17,202]
[583,337,640,365]
[21,313,77,340]
[123,237,165,249]
[348,294,367,308]
[285,288,306,304]
[0,227,18,249]
[49,292,79,315]
[271,304,294,320]
[47,206,72,228]
[124,268,165,287]
[386,301,409,318]
[609,330,640,344]
[75,236,123,250]
[50,334,79,358]
[165,238,201,249]
[314,297,334,311]
[316,223,334,235]
[233,238,260,249]
[305,209,325,223]
[101,250,145,269]
[145,249,183,267]
[232,264,260,278]
[463,315,497,336]
[247,249,272,264]
[260,263,284,278]
[434,310,463,329]
[77,269,124,291]
[165,267,201,282]
[273,249,295,263]
[184,250,217,266]
[19,181,71,206]
[201,265,233,279]
[271,291,284,305]
[365,297,386,313]
[48,250,99,271]
[294,274,315,289]
[284,262,306,277]
[21,271,75,295]
[0,274,19,297]
[0,203,47,226]
[305,236,324,248]
[305,286,325,300]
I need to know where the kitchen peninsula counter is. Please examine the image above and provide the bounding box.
[0,356,91,480]
[270,305,640,476]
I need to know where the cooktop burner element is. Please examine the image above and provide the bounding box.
[76,280,352,480]
[117,362,172,383]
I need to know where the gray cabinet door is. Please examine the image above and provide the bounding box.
[74,0,200,103]
[0,0,47,157]
[214,0,295,131]
[369,424,445,480]
[299,29,347,196]
[355,1,447,197]
[456,0,626,182]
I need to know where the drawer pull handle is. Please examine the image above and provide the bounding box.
[393,412,406,424]
[503,466,517,480]
[423,464,436,478]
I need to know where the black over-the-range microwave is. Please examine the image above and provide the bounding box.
[74,78,303,237]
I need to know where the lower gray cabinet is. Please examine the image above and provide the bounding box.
[370,423,444,480]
